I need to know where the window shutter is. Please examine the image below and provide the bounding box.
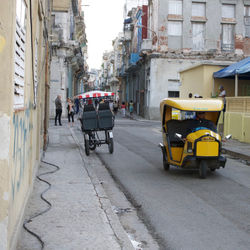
[14,0,26,109]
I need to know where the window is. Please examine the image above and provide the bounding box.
[169,0,182,15]
[168,91,179,98]
[192,23,205,51]
[14,0,26,109]
[168,21,182,36]
[244,6,250,37]
[221,24,235,51]
[192,2,206,17]
[222,4,235,18]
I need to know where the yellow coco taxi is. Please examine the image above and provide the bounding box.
[159,98,226,179]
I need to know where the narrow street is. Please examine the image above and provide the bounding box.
[74,115,250,250]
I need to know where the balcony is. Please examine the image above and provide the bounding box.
[129,53,140,65]
[124,30,132,41]
[140,39,152,52]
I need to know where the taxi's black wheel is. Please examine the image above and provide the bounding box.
[163,160,170,171]
[199,160,207,179]
[163,150,169,171]
[85,139,90,156]
[108,138,114,154]
[210,168,216,172]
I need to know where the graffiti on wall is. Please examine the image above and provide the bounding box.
[11,103,33,200]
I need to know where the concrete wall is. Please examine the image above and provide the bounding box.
[224,97,250,142]
[49,10,73,119]
[148,58,193,119]
[155,0,250,55]
[50,56,68,118]
[180,65,227,98]
[0,1,50,249]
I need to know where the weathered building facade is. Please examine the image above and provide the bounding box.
[49,0,87,118]
[0,0,52,249]
[121,0,250,119]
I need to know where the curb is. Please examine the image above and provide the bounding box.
[222,147,250,162]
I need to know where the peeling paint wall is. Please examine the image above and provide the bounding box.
[0,0,51,249]
[148,58,193,119]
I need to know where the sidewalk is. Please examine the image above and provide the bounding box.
[222,138,250,162]
[17,121,134,250]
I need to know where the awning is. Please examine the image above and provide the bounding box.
[77,90,115,99]
[213,57,250,79]
[213,57,250,96]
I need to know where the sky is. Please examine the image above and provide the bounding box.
[82,0,126,70]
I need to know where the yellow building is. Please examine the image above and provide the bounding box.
[180,62,250,98]
[179,61,250,143]
[179,63,233,98]
[0,1,52,249]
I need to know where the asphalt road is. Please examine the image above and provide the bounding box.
[77,116,250,250]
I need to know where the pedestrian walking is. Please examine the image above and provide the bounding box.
[55,95,62,126]
[74,97,80,114]
[129,100,134,119]
[113,101,118,115]
[109,100,113,111]
[219,85,226,112]
[121,101,126,118]
[67,98,75,126]
[185,93,195,119]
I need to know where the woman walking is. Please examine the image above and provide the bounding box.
[121,101,126,118]
[67,98,75,126]
[129,100,134,119]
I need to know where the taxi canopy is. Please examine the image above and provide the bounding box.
[160,98,224,129]
[160,98,223,112]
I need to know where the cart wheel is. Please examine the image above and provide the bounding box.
[89,143,96,151]
[199,160,207,179]
[89,137,96,151]
[88,133,96,151]
[108,138,114,154]
[85,139,90,156]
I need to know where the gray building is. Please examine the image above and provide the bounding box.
[49,0,87,118]
[121,0,250,119]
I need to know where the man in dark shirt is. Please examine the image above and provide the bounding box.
[194,111,217,132]
[55,95,62,126]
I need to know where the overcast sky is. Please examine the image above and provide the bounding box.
[82,0,125,70]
